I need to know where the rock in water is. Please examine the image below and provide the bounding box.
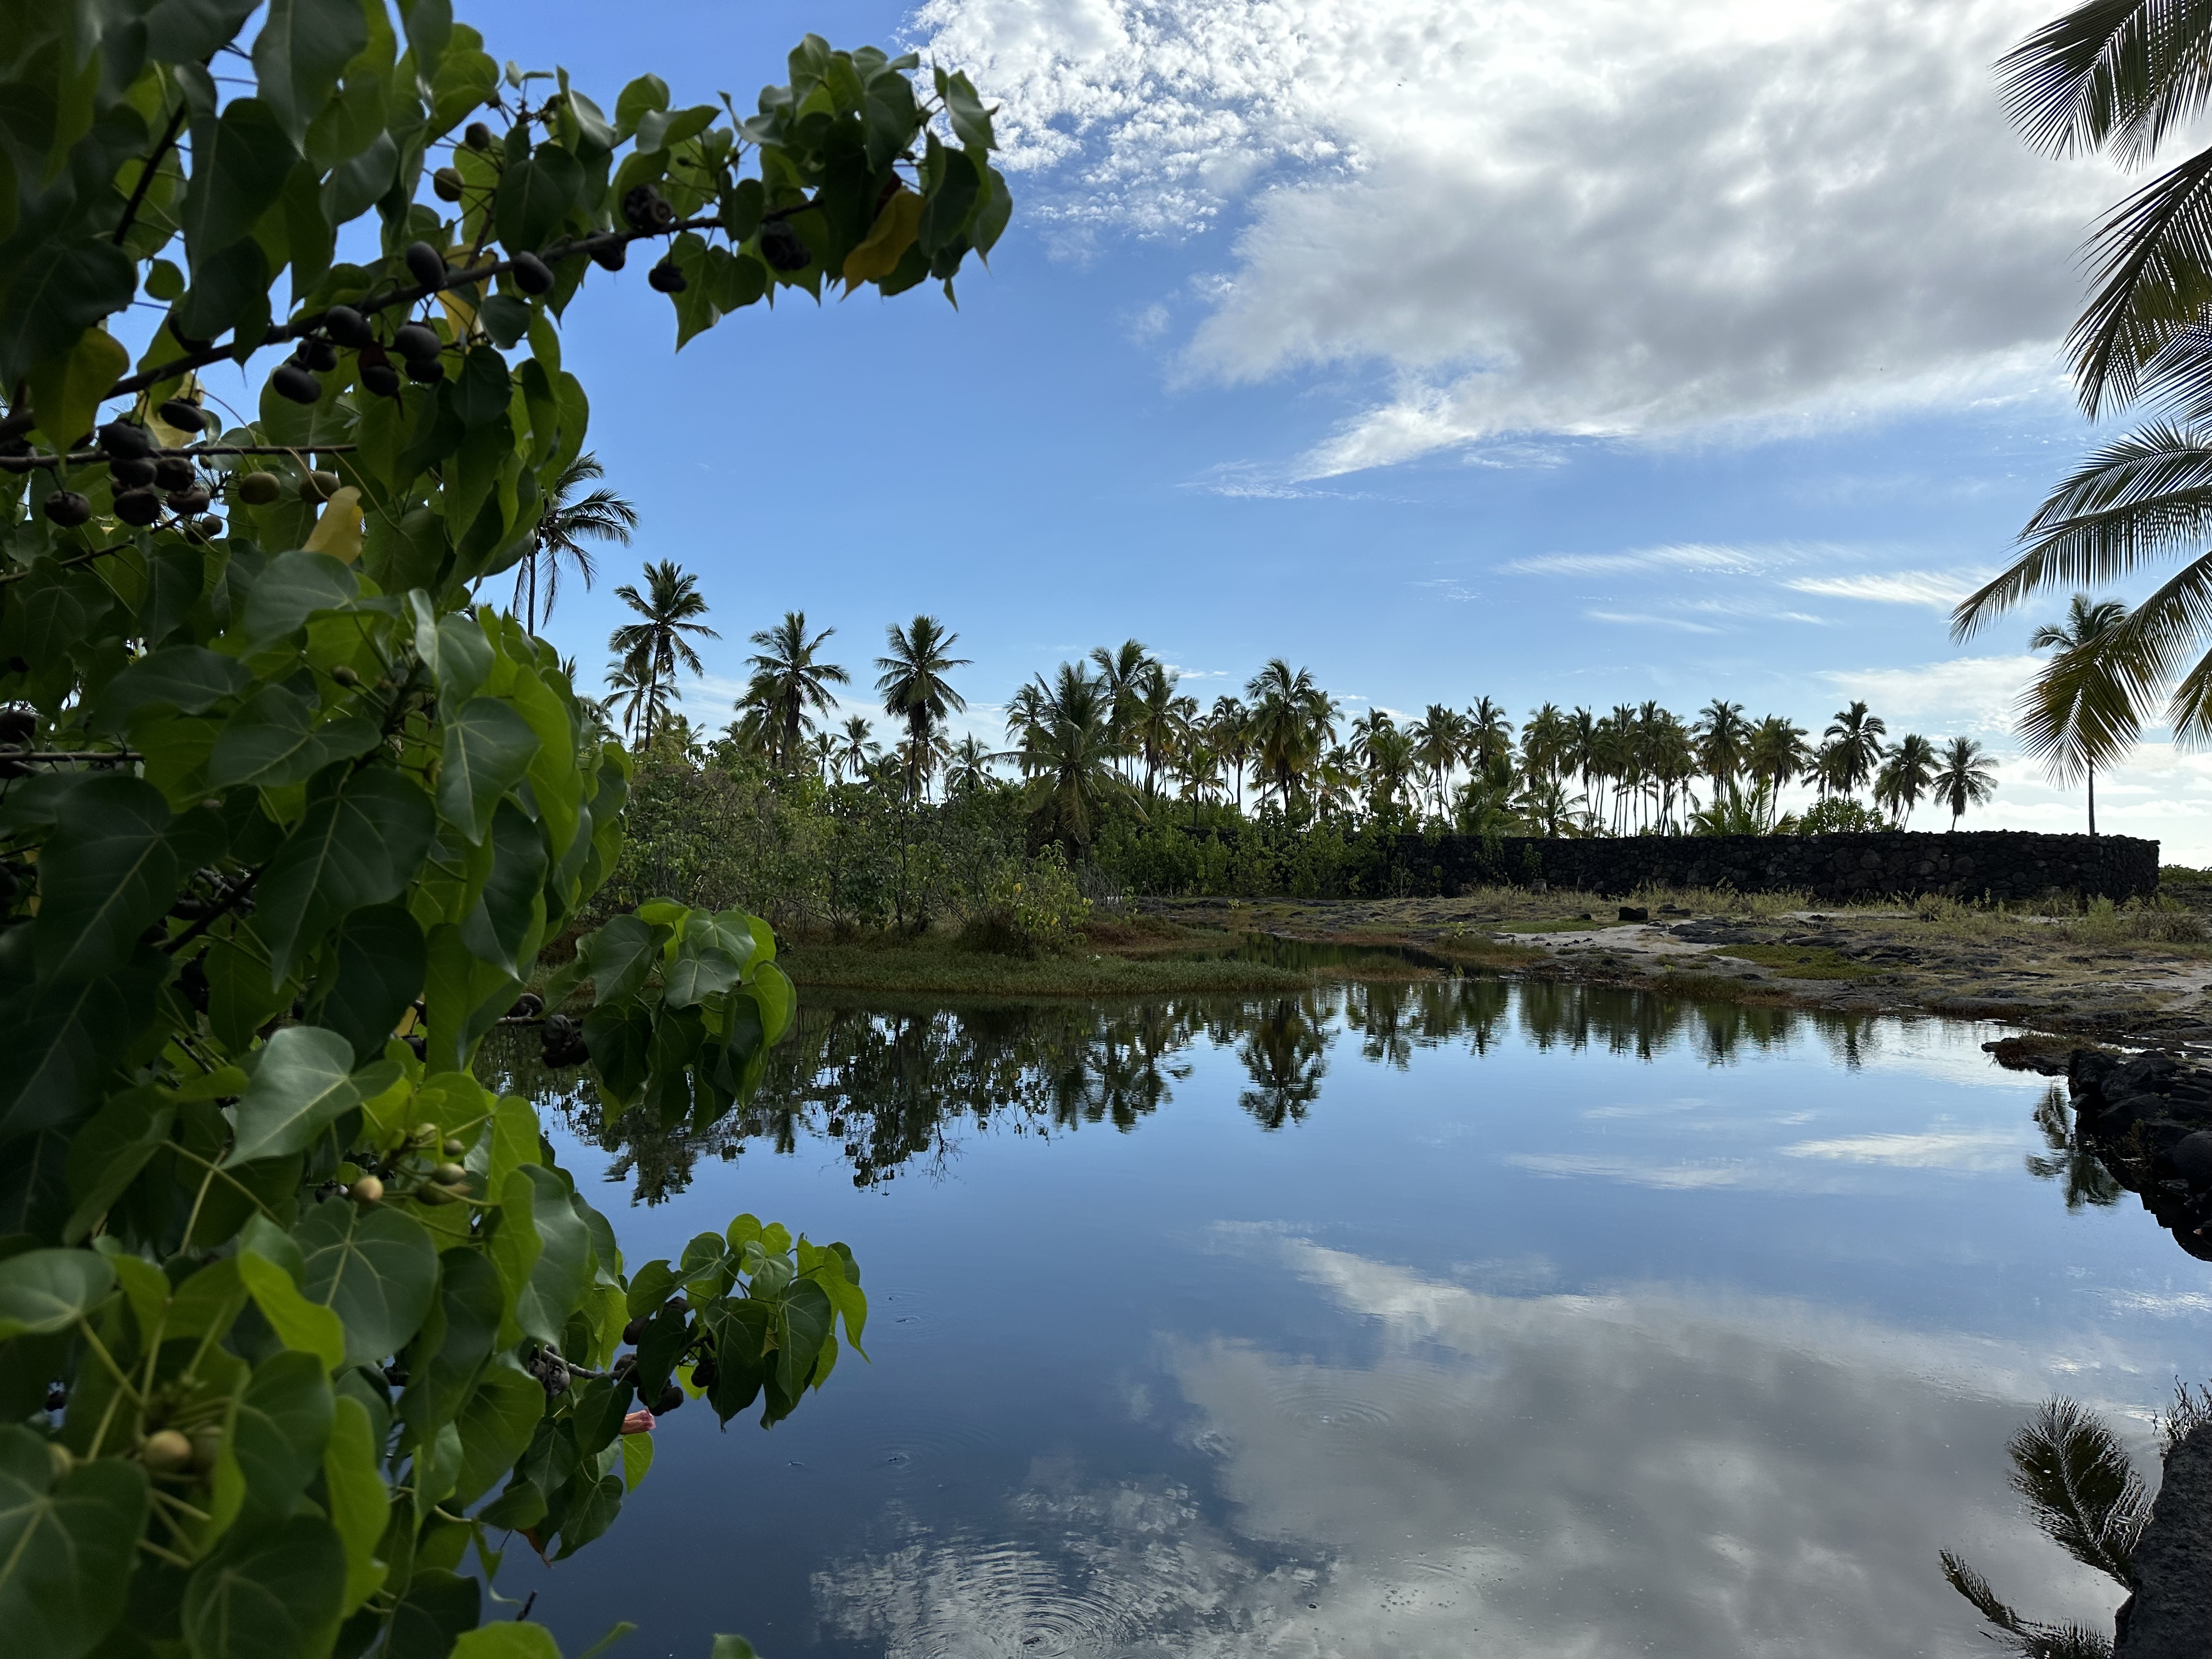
[2115,1424,2212,1657]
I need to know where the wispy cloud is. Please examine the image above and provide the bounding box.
[1503,542,1791,578]
[1786,571,1983,608]
[1781,1129,2022,1172]
[1586,611,1724,635]
[1820,654,2037,732]
[1412,578,1482,602]
[1503,1153,1751,1188]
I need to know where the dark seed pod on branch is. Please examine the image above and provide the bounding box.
[234,471,281,506]
[114,487,162,526]
[759,220,811,272]
[404,240,448,290]
[41,490,90,527]
[299,338,338,373]
[189,515,223,541]
[690,1357,718,1388]
[166,485,211,515]
[591,240,627,272]
[432,167,464,202]
[512,251,553,294]
[272,363,321,404]
[648,258,687,294]
[392,322,442,364]
[655,1384,685,1414]
[153,456,194,492]
[622,185,675,232]
[304,470,341,501]
[404,356,445,385]
[362,361,401,398]
[464,121,494,150]
[0,410,33,441]
[155,399,205,432]
[324,304,374,348]
[97,420,152,460]
[111,456,157,489]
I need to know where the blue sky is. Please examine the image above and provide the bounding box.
[408,0,2212,861]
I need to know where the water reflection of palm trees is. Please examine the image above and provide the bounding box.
[484,980,1897,1202]
[2026,1085,2122,1212]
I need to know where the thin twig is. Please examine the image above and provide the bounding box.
[0,442,362,475]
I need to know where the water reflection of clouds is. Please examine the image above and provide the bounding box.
[1782,1127,2027,1172]
[814,1235,2136,1658]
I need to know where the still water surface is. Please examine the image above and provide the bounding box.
[499,980,2212,1657]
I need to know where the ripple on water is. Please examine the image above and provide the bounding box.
[1265,1374,1395,1434]
[873,1415,998,1479]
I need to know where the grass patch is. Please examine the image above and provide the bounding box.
[782,939,1333,997]
[1492,916,1611,934]
[1705,944,1883,980]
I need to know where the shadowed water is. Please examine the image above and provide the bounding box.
[484,980,2212,1658]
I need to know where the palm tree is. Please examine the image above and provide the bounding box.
[876,615,969,801]
[736,611,848,772]
[1465,697,1514,771]
[1693,699,1751,804]
[1130,662,1186,799]
[1244,660,1335,815]
[806,730,839,782]
[1933,736,1999,830]
[836,715,880,782]
[2021,595,2143,835]
[1747,715,1811,807]
[1021,663,1135,849]
[608,560,718,749]
[1088,639,1152,777]
[1874,733,1939,826]
[512,453,636,633]
[601,657,652,744]
[1209,695,1251,811]
[1951,5,2212,735]
[1820,702,1888,798]
[945,733,995,796]
[1411,704,1465,816]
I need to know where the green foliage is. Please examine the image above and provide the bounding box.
[0,3,1005,1656]
[1790,796,1894,835]
[966,844,1090,954]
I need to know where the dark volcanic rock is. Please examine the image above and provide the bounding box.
[2115,1425,2212,1658]
[2068,1051,2212,1260]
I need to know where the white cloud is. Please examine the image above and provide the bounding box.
[1781,1128,2024,1172]
[1585,611,1724,635]
[916,0,2116,472]
[1819,653,2037,732]
[1503,1152,1751,1187]
[1788,571,1985,607]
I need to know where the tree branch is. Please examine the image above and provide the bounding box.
[0,441,361,475]
[112,103,189,248]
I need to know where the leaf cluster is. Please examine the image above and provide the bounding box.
[0,3,1005,1656]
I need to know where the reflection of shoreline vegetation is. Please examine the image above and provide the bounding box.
[485,979,1892,1204]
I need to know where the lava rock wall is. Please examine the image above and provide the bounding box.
[1397,831,2160,901]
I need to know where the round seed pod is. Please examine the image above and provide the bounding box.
[411,1121,439,1145]
[392,322,442,363]
[404,240,447,290]
[349,1174,384,1205]
[442,1136,465,1156]
[42,490,90,527]
[153,455,195,492]
[647,258,686,294]
[97,420,153,460]
[404,356,446,385]
[362,361,401,398]
[325,304,374,348]
[432,1162,467,1185]
[759,220,811,272]
[464,121,494,150]
[418,1183,457,1206]
[512,251,554,294]
[142,1429,194,1474]
[330,665,362,687]
[166,484,211,515]
[298,337,338,373]
[590,240,627,272]
[234,471,281,506]
[622,185,670,232]
[655,1384,685,1414]
[690,1357,718,1388]
[114,487,162,526]
[156,398,206,432]
[191,515,224,541]
[622,1317,646,1345]
[432,166,464,202]
[306,470,341,501]
[272,362,321,404]
[111,455,157,489]
[0,410,34,441]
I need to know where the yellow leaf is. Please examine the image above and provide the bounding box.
[843,187,922,286]
[26,324,129,452]
[145,373,206,449]
[437,242,485,337]
[302,485,364,562]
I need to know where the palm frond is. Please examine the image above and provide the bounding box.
[2008,1398,2149,1585]
[1940,1550,2114,1659]
[1953,422,2212,636]
[1998,0,2212,164]
[2068,141,2212,417]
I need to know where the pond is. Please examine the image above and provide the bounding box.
[487,980,2212,1658]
